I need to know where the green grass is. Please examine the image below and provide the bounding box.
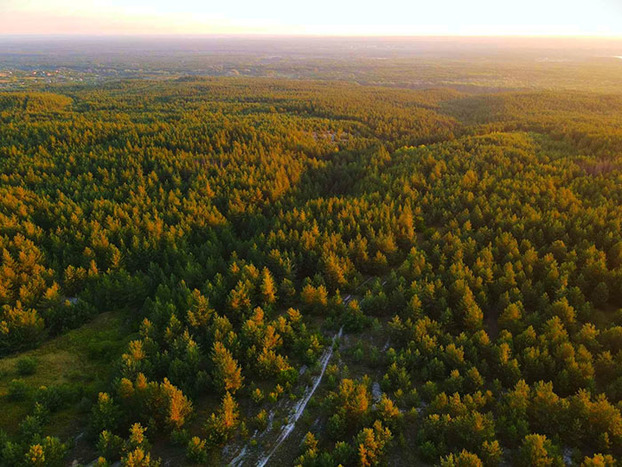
[0,311,134,436]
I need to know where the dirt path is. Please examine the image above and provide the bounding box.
[256,325,343,467]
[227,280,371,466]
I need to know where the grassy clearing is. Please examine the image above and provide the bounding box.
[0,311,134,437]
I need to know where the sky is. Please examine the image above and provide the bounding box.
[1,0,622,37]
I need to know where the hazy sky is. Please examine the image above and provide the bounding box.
[2,0,622,36]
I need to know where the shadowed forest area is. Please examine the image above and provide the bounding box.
[0,41,622,466]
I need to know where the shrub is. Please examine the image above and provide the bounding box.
[16,357,38,376]
[97,431,124,461]
[186,437,208,463]
[90,393,122,434]
[87,340,119,361]
[170,429,190,446]
[19,415,44,442]
[35,385,80,412]
[7,379,31,401]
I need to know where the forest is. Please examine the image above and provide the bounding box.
[0,61,621,466]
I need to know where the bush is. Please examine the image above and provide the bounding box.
[1,441,24,466]
[97,430,124,461]
[44,301,96,334]
[16,357,38,376]
[7,379,30,401]
[254,410,269,431]
[87,340,119,361]
[170,429,190,446]
[19,414,44,442]
[277,367,298,386]
[31,437,68,467]
[186,437,208,463]
[90,393,122,434]
[35,384,81,412]
[327,412,346,439]
[333,441,355,465]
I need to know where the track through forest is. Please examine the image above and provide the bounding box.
[228,281,370,466]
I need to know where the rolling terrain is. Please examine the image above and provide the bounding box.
[0,50,621,465]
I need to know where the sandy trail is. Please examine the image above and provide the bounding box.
[228,280,371,466]
[255,325,344,467]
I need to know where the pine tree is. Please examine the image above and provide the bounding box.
[212,341,243,394]
[260,267,277,305]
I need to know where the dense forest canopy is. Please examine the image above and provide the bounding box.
[0,44,621,466]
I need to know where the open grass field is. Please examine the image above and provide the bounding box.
[0,311,134,439]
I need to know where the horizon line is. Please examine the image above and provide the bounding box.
[2,33,622,40]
